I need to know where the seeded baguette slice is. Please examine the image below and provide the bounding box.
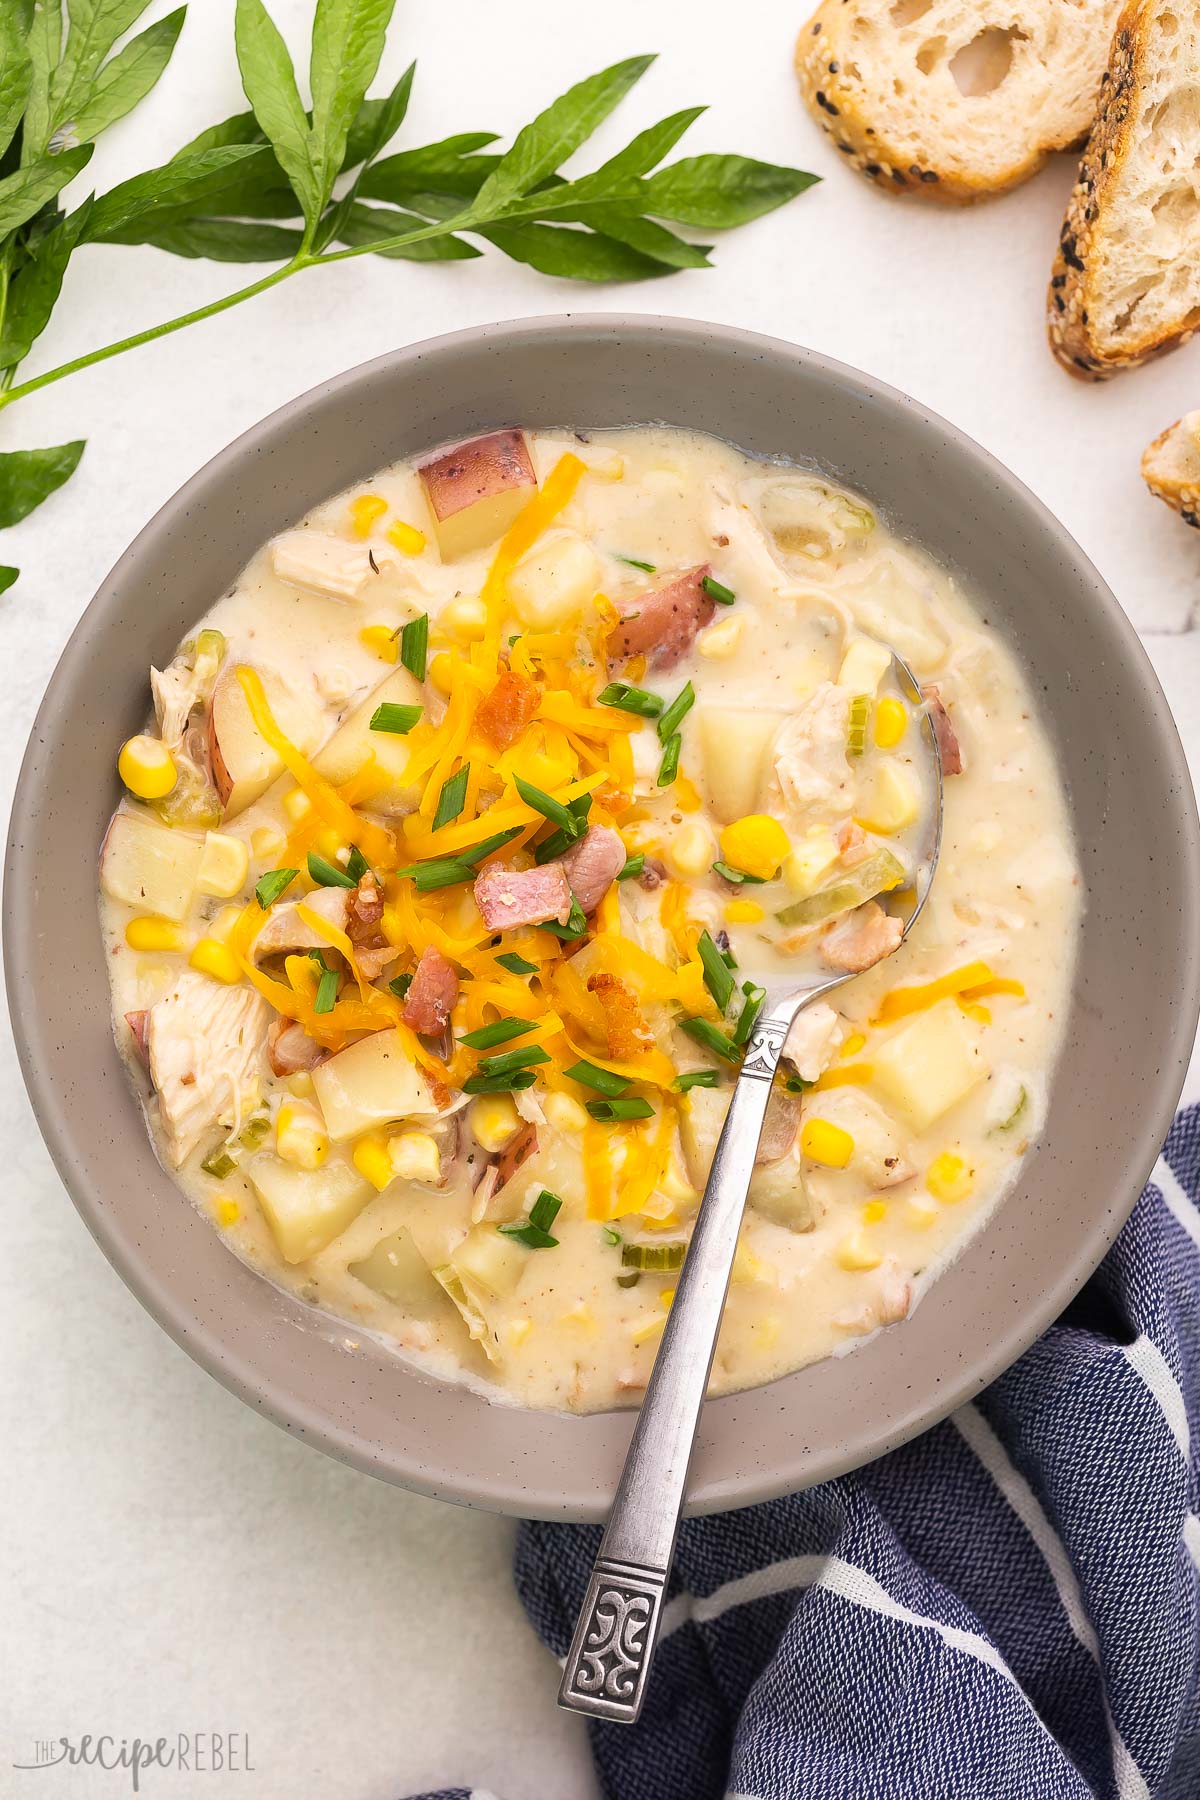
[1049,0,1200,378]
[1143,413,1200,528]
[795,0,1122,204]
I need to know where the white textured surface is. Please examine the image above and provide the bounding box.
[2,3,1197,1795]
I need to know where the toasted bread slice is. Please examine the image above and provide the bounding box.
[1050,1,1200,378]
[1143,413,1200,527]
[795,0,1123,203]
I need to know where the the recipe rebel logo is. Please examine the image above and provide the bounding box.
[11,1734,255,1790]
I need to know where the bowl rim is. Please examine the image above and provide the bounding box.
[8,312,1200,1518]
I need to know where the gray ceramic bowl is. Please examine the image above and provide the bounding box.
[7,316,1200,1520]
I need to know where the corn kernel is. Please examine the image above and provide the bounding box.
[508,1317,534,1346]
[836,1230,882,1271]
[197,831,249,899]
[906,1195,939,1230]
[545,1092,588,1133]
[800,1118,855,1168]
[276,1101,329,1171]
[659,1286,676,1309]
[189,938,241,984]
[630,1312,666,1346]
[667,820,715,879]
[732,1240,777,1286]
[389,1131,441,1184]
[286,1070,314,1098]
[387,519,426,555]
[125,915,183,952]
[861,1199,889,1224]
[842,1032,867,1058]
[559,1302,595,1331]
[349,492,387,537]
[926,1152,974,1203]
[353,1134,394,1192]
[724,898,765,924]
[282,787,312,825]
[215,1198,241,1227]
[697,614,744,659]
[469,1093,522,1153]
[783,834,840,898]
[429,652,453,696]
[360,624,399,663]
[440,595,488,641]
[720,814,790,881]
[118,734,177,800]
[874,696,908,749]
[251,827,287,861]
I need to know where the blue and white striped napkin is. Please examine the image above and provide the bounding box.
[411,1107,1200,1799]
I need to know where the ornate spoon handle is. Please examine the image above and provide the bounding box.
[558,993,805,1724]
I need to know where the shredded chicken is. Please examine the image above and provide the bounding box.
[770,682,853,819]
[147,972,269,1166]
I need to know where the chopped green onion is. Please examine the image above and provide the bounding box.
[674,1069,720,1092]
[200,1147,237,1179]
[496,1187,563,1249]
[601,1226,621,1246]
[395,858,476,891]
[534,795,592,863]
[782,1073,813,1094]
[702,575,736,606]
[307,851,355,889]
[514,775,583,838]
[586,1096,655,1121]
[697,928,735,1013]
[529,1188,563,1234]
[657,733,681,786]
[306,948,328,969]
[541,896,588,941]
[733,982,767,1048]
[476,1044,550,1079]
[990,1086,1029,1135]
[617,854,644,882]
[722,943,738,970]
[255,866,297,909]
[565,1060,630,1097]
[621,1240,685,1271]
[680,1017,742,1063]
[462,1069,538,1094]
[345,845,369,884]
[847,693,870,756]
[711,859,767,886]
[597,682,663,719]
[456,827,523,866]
[433,764,469,831]
[617,1271,641,1288]
[497,951,538,975]
[616,554,656,572]
[239,1113,271,1149]
[314,967,339,1013]
[458,1017,535,1050]
[370,701,423,734]
[389,972,413,999]
[400,613,429,682]
[657,681,695,743]
[498,1222,558,1248]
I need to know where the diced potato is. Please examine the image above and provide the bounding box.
[508,531,600,627]
[837,636,892,695]
[208,664,323,819]
[856,761,919,834]
[783,833,841,899]
[100,811,205,921]
[696,708,783,824]
[451,1225,528,1297]
[247,1153,373,1263]
[312,666,424,816]
[349,1224,447,1311]
[803,1088,913,1185]
[872,999,986,1132]
[679,1088,813,1231]
[418,430,536,560]
[490,1127,586,1221]
[432,1266,500,1361]
[311,1030,438,1141]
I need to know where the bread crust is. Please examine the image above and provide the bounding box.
[1142,418,1200,528]
[1048,2,1200,379]
[795,1,1102,205]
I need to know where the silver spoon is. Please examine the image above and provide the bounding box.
[558,652,944,1725]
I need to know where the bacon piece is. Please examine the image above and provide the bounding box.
[268,1018,327,1076]
[836,821,873,868]
[638,855,666,892]
[475,669,540,750]
[401,947,459,1036]
[496,1122,538,1189]
[609,564,715,670]
[347,870,385,941]
[125,1010,150,1069]
[587,973,651,1061]
[921,684,964,776]
[474,863,572,931]
[557,824,626,912]
[819,901,903,974]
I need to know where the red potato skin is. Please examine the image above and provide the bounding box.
[474,863,572,931]
[610,564,715,670]
[417,430,536,524]
[495,1122,538,1189]
[268,1018,327,1076]
[125,1010,150,1069]
[401,946,459,1036]
[921,685,964,776]
[207,707,234,808]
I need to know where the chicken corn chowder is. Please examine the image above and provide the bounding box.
[99,426,1081,1411]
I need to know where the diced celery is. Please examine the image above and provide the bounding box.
[775,848,905,928]
[200,1146,237,1179]
[620,1240,686,1272]
[847,693,870,756]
